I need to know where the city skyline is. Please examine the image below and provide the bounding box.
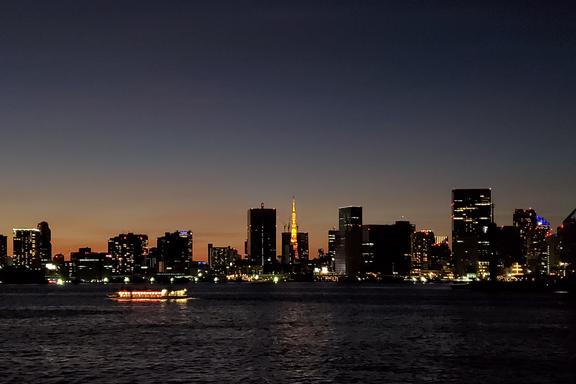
[0,191,572,261]
[1,1,574,260]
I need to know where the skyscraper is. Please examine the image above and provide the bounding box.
[12,228,42,270]
[411,230,435,276]
[335,206,363,276]
[526,216,551,276]
[37,221,52,266]
[157,230,193,275]
[452,189,493,277]
[108,233,149,275]
[557,208,576,276]
[513,208,537,265]
[0,235,7,267]
[247,203,276,272]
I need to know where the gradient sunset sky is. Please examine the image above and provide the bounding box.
[1,0,575,260]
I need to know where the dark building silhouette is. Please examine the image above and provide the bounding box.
[281,232,309,266]
[37,221,52,267]
[363,221,415,277]
[247,204,276,271]
[513,209,537,265]
[493,225,523,270]
[12,228,42,270]
[70,247,113,282]
[157,231,193,275]
[429,239,452,275]
[0,235,7,267]
[335,206,363,276]
[326,229,339,272]
[558,208,576,276]
[452,189,493,277]
[411,230,435,275]
[208,244,240,276]
[108,233,148,275]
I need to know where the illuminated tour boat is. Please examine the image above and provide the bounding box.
[108,288,189,302]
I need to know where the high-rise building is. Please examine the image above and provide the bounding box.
[321,229,338,272]
[513,209,537,265]
[157,231,193,275]
[208,244,240,276]
[108,233,148,275]
[335,206,363,276]
[37,221,52,266]
[0,235,7,267]
[13,228,42,270]
[411,230,435,276]
[558,208,576,276]
[526,216,551,276]
[452,189,493,277]
[363,221,415,277]
[247,203,276,271]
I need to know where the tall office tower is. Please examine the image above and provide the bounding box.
[411,230,435,276]
[526,216,551,276]
[326,229,339,271]
[108,233,149,275]
[157,231,193,275]
[363,221,415,277]
[335,206,363,276]
[558,208,576,276]
[247,203,276,271]
[208,244,240,276]
[37,221,52,266]
[452,189,493,277]
[513,209,537,264]
[0,235,7,267]
[12,228,42,270]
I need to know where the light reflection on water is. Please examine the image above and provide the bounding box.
[0,283,574,384]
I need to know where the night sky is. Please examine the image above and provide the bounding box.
[1,0,575,259]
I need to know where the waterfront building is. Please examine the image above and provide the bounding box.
[157,231,193,275]
[108,233,148,275]
[0,235,7,267]
[70,248,113,282]
[410,230,435,276]
[247,203,276,272]
[208,244,240,276]
[37,221,52,267]
[513,209,537,265]
[451,189,493,277]
[558,208,576,276]
[526,216,551,276]
[335,206,363,276]
[12,228,42,270]
[363,221,415,277]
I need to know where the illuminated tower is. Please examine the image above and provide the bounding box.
[290,197,299,259]
[452,189,493,277]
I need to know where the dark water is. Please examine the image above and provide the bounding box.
[0,283,574,384]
